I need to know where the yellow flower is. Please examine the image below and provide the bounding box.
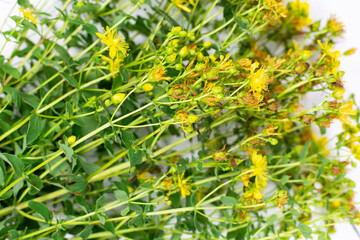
[149,62,171,82]
[141,83,154,92]
[19,7,39,24]
[171,0,195,13]
[249,62,269,102]
[288,0,312,31]
[96,26,129,59]
[177,171,192,198]
[338,101,357,124]
[318,40,341,74]
[67,136,76,145]
[101,55,123,77]
[111,93,126,105]
[250,151,268,189]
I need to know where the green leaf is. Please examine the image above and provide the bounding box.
[0,159,6,187]
[4,87,21,109]
[83,24,98,36]
[280,175,290,185]
[120,130,134,148]
[104,221,115,234]
[148,39,157,54]
[26,114,42,145]
[334,172,346,183]
[18,0,31,8]
[266,214,277,225]
[46,175,87,194]
[121,205,130,216]
[299,140,311,162]
[54,44,70,62]
[316,166,324,179]
[58,142,74,162]
[220,196,238,206]
[290,208,300,217]
[1,63,21,79]
[28,201,51,222]
[0,153,24,177]
[298,222,312,238]
[194,214,203,232]
[318,154,329,164]
[114,190,128,202]
[235,18,249,29]
[129,148,143,167]
[26,173,44,194]
[152,7,179,26]
[61,72,78,88]
[22,93,40,109]
[79,225,93,239]
[96,194,105,210]
[52,229,66,240]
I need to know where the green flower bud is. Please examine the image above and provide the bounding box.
[179,46,189,58]
[179,31,187,38]
[175,63,183,71]
[105,99,112,106]
[171,26,182,35]
[203,41,212,49]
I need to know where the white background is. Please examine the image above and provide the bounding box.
[0,0,360,238]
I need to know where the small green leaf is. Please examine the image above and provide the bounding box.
[129,148,143,167]
[299,140,311,162]
[280,175,290,185]
[148,39,157,54]
[26,114,42,145]
[61,73,78,88]
[152,7,179,26]
[121,205,130,216]
[4,87,21,109]
[59,142,74,162]
[318,154,329,164]
[54,44,70,62]
[220,196,238,206]
[79,225,93,239]
[84,24,98,36]
[266,214,277,225]
[235,18,249,29]
[316,166,324,179]
[290,208,300,217]
[298,222,312,238]
[1,63,21,79]
[0,159,6,187]
[96,194,105,210]
[28,201,51,222]
[114,190,128,202]
[0,153,24,177]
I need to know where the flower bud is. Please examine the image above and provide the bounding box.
[175,63,183,71]
[268,138,278,145]
[166,53,177,63]
[187,114,198,124]
[179,31,187,38]
[141,83,154,92]
[111,93,126,104]
[197,52,204,62]
[187,32,195,41]
[189,49,196,56]
[171,26,182,35]
[105,99,112,106]
[203,41,212,49]
[179,46,189,58]
[67,135,76,144]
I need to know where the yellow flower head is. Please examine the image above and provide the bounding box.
[19,7,39,24]
[338,101,357,124]
[318,40,341,74]
[149,62,171,82]
[250,151,268,188]
[177,171,192,198]
[101,55,123,77]
[171,0,195,13]
[249,62,269,102]
[288,0,312,31]
[96,26,129,59]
